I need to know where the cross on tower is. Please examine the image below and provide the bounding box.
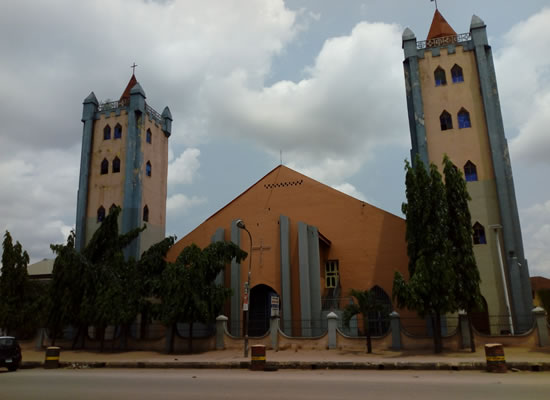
[131,62,138,74]
[252,239,271,267]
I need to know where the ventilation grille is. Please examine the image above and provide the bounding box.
[264,180,303,189]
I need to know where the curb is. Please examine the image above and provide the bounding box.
[20,360,550,371]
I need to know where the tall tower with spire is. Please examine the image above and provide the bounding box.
[76,74,172,260]
[402,11,532,333]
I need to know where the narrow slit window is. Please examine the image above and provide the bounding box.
[146,129,152,144]
[451,64,464,83]
[103,125,111,140]
[458,108,471,129]
[440,110,453,131]
[434,67,447,86]
[464,161,478,182]
[100,158,109,175]
[112,156,121,173]
[114,123,122,139]
[473,222,487,245]
[143,205,149,222]
[97,206,106,222]
[146,161,152,177]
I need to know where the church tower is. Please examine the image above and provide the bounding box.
[76,74,172,260]
[402,11,532,333]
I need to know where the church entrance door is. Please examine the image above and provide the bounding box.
[249,284,278,337]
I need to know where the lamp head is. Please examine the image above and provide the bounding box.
[236,219,246,229]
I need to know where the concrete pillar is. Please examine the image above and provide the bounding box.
[459,311,471,350]
[532,307,549,347]
[307,225,322,336]
[211,228,225,286]
[230,220,241,336]
[216,315,228,350]
[327,312,338,350]
[279,215,292,336]
[270,316,280,351]
[298,222,311,336]
[390,311,401,350]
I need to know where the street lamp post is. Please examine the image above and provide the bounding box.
[236,219,252,357]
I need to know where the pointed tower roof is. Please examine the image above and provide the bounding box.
[427,9,456,40]
[120,74,138,102]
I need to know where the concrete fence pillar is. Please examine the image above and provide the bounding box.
[532,307,549,347]
[216,315,228,350]
[458,311,472,350]
[327,312,338,350]
[390,311,401,350]
[270,316,280,351]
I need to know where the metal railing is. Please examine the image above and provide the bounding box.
[416,32,471,50]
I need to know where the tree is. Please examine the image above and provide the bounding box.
[443,156,482,352]
[159,242,247,353]
[393,157,456,353]
[342,288,384,353]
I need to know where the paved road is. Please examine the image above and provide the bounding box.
[1,368,549,399]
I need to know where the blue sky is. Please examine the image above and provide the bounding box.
[1,0,549,277]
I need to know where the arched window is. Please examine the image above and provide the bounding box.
[440,110,453,131]
[146,129,152,144]
[143,205,149,222]
[434,67,447,86]
[100,158,109,175]
[473,222,487,245]
[112,156,121,173]
[451,64,464,83]
[97,206,106,222]
[109,204,117,214]
[146,161,152,177]
[464,161,478,182]
[458,108,471,129]
[103,125,111,140]
[368,286,393,336]
[114,123,122,139]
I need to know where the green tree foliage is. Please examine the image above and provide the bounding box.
[342,288,384,353]
[160,242,247,353]
[393,157,456,354]
[0,231,44,337]
[443,156,481,352]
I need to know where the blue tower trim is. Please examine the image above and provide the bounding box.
[75,92,98,252]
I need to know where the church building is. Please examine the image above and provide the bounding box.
[402,10,532,333]
[75,74,173,260]
[166,165,409,337]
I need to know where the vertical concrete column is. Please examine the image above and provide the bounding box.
[270,316,280,351]
[390,311,402,350]
[298,222,311,336]
[216,315,228,350]
[532,307,549,347]
[211,228,225,286]
[230,220,241,336]
[459,311,472,350]
[279,215,292,336]
[307,225,322,336]
[327,312,338,350]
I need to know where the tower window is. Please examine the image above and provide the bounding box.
[143,205,149,222]
[473,222,487,245]
[97,206,106,222]
[146,129,152,144]
[112,156,121,173]
[146,161,152,177]
[451,64,464,83]
[458,108,471,129]
[440,110,453,131]
[100,158,109,175]
[325,260,339,289]
[114,123,122,139]
[434,67,447,86]
[103,125,111,140]
[464,161,478,182]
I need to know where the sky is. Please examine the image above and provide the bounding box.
[0,0,549,277]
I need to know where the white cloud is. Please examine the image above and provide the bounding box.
[521,200,550,277]
[168,148,201,185]
[496,7,550,164]
[166,194,207,216]
[331,183,367,202]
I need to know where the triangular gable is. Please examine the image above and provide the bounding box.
[120,74,138,102]
[427,9,457,40]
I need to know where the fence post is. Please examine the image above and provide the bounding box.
[216,315,228,350]
[532,307,549,347]
[458,310,471,350]
[270,316,280,351]
[390,311,401,350]
[327,312,338,350]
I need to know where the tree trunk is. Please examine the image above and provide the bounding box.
[467,313,476,353]
[188,322,194,354]
[364,317,372,354]
[119,324,128,351]
[432,314,442,354]
[168,322,176,354]
[99,326,105,353]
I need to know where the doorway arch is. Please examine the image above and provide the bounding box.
[249,284,278,337]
